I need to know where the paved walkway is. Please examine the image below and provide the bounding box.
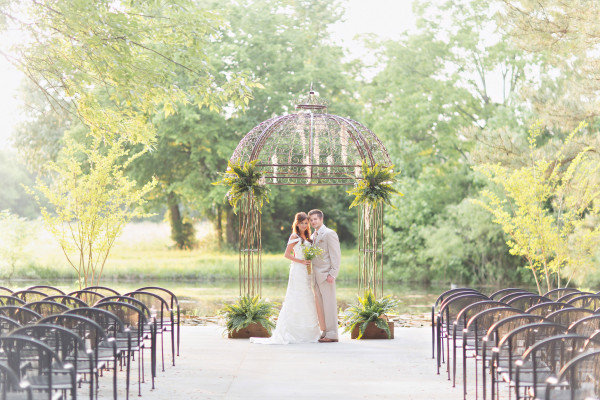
[97,325,470,400]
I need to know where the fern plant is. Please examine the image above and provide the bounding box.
[347,162,402,208]
[219,295,278,335]
[341,289,398,339]
[213,159,270,213]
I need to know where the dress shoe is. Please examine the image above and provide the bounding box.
[318,337,339,343]
[320,332,326,339]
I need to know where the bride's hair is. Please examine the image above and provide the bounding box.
[292,212,312,243]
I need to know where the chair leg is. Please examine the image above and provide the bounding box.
[171,319,175,366]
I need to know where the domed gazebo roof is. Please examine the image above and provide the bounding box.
[230,90,391,185]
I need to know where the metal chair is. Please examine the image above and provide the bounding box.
[64,307,132,399]
[0,362,33,400]
[0,306,42,325]
[135,286,181,357]
[126,291,175,368]
[0,315,21,335]
[11,290,48,303]
[567,314,600,336]
[543,288,580,302]
[544,349,600,400]
[432,288,482,358]
[39,313,120,400]
[82,287,120,297]
[481,314,546,400]
[0,335,76,400]
[94,301,154,395]
[526,302,573,317]
[498,290,535,303]
[556,291,593,303]
[545,307,594,327]
[0,287,13,295]
[565,294,600,311]
[23,301,70,317]
[25,286,66,296]
[44,295,88,309]
[0,296,25,307]
[450,300,507,388]
[67,291,105,307]
[460,306,523,400]
[11,324,94,400]
[436,292,489,377]
[491,322,566,400]
[489,288,532,301]
[506,294,552,311]
[515,334,597,400]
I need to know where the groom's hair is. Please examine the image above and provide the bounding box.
[308,209,324,220]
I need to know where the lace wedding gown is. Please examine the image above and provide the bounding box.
[250,237,321,344]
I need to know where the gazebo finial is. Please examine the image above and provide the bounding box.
[294,85,328,112]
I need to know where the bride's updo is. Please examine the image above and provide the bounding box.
[292,212,312,243]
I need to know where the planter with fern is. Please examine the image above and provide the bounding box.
[220,295,277,339]
[342,290,398,340]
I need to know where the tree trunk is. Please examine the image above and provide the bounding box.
[216,204,223,250]
[226,208,238,246]
[167,192,197,249]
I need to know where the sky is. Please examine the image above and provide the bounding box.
[0,0,418,149]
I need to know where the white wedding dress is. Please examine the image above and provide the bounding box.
[250,237,321,344]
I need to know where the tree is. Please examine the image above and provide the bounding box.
[0,0,258,146]
[474,122,600,293]
[29,135,156,288]
[363,0,531,283]
[129,0,359,250]
[500,0,600,127]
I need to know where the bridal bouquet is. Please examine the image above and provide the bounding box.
[301,245,323,274]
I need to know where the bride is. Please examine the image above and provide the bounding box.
[251,212,321,344]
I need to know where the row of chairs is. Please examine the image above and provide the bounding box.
[432,287,600,400]
[0,285,181,400]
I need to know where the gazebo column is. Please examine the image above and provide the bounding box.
[238,192,262,297]
[358,203,384,298]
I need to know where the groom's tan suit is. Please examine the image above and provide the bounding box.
[311,225,341,340]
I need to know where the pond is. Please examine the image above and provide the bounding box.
[0,279,505,317]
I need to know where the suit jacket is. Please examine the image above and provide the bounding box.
[311,225,341,283]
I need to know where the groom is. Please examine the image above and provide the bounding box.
[308,209,341,343]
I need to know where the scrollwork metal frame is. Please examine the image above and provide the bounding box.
[229,91,392,297]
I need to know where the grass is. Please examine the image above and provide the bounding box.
[1,221,445,317]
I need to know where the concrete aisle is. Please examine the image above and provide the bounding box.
[98,325,465,400]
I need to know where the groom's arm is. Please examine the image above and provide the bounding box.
[326,231,341,279]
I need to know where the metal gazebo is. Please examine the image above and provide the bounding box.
[229,90,392,298]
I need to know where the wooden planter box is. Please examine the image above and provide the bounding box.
[228,322,271,339]
[351,321,394,339]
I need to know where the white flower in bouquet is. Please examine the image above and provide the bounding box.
[301,244,323,274]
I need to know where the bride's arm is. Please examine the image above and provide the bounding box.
[284,235,310,265]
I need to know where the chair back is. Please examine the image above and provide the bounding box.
[23,300,70,317]
[11,290,48,303]
[44,295,88,309]
[526,301,573,317]
[25,285,66,296]
[0,295,25,306]
[545,350,600,400]
[566,294,600,311]
[67,290,105,306]
[543,288,581,302]
[83,286,121,297]
[556,291,593,303]
[506,294,552,311]
[567,315,600,336]
[489,288,531,301]
[545,307,594,326]
[0,306,42,325]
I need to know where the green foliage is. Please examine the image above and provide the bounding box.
[0,210,35,279]
[0,0,259,145]
[219,295,277,335]
[29,135,157,289]
[214,160,270,213]
[341,289,398,339]
[474,121,600,293]
[347,162,402,209]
